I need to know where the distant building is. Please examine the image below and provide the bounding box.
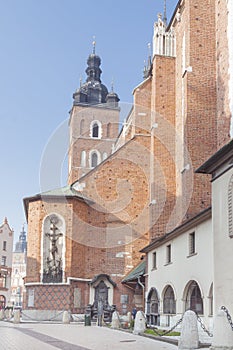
[0,218,14,309]
[10,226,27,308]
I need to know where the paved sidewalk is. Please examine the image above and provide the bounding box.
[0,321,178,350]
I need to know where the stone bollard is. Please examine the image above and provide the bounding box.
[127,311,132,324]
[133,310,146,335]
[62,311,70,324]
[0,309,4,320]
[13,310,21,324]
[178,310,199,350]
[111,311,120,329]
[210,309,233,350]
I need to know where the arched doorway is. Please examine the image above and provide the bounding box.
[146,287,160,326]
[185,280,203,314]
[163,285,176,314]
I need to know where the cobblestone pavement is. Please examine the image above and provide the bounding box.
[0,321,178,350]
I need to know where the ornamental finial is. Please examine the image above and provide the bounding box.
[92,36,96,54]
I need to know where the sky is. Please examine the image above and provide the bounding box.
[0,0,178,242]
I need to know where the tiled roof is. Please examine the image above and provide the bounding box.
[122,260,146,283]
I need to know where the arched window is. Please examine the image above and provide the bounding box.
[91,152,98,168]
[0,295,6,309]
[185,281,203,314]
[80,119,84,135]
[103,152,108,161]
[81,151,86,167]
[146,288,160,326]
[92,123,99,138]
[163,285,176,314]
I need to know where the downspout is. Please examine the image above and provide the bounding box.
[138,276,145,312]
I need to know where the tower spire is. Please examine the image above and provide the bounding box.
[92,36,96,54]
[163,0,167,27]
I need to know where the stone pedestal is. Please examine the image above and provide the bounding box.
[210,310,233,350]
[111,311,120,329]
[127,311,132,324]
[133,311,146,335]
[62,311,70,324]
[178,310,199,350]
[13,310,21,324]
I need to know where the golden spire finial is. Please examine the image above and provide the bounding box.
[92,35,96,54]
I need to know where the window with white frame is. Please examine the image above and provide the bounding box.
[189,232,195,255]
[90,120,102,139]
[1,256,6,266]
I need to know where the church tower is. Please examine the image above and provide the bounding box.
[68,42,120,184]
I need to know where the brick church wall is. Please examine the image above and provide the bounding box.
[216,0,232,148]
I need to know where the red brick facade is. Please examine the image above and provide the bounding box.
[24,0,232,317]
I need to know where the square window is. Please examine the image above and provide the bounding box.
[1,256,6,266]
[152,252,157,269]
[189,232,195,255]
[166,245,171,264]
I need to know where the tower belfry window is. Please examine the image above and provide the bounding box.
[92,123,99,138]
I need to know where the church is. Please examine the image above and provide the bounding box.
[23,0,233,327]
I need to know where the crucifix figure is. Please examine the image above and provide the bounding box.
[45,223,63,262]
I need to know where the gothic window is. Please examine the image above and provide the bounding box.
[228,174,233,237]
[90,120,101,139]
[80,119,84,135]
[146,288,160,326]
[185,280,203,314]
[42,214,65,284]
[163,285,176,314]
[92,123,99,138]
[81,151,86,167]
[91,152,98,168]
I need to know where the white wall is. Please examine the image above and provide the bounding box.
[212,168,233,315]
[147,217,213,328]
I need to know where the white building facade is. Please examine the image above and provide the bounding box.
[0,218,13,308]
[142,208,213,340]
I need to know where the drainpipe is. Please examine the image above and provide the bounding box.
[138,276,145,312]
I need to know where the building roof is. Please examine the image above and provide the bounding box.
[196,139,233,175]
[122,260,146,283]
[141,207,211,253]
[23,185,91,221]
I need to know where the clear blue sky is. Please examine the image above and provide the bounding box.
[0,0,178,242]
